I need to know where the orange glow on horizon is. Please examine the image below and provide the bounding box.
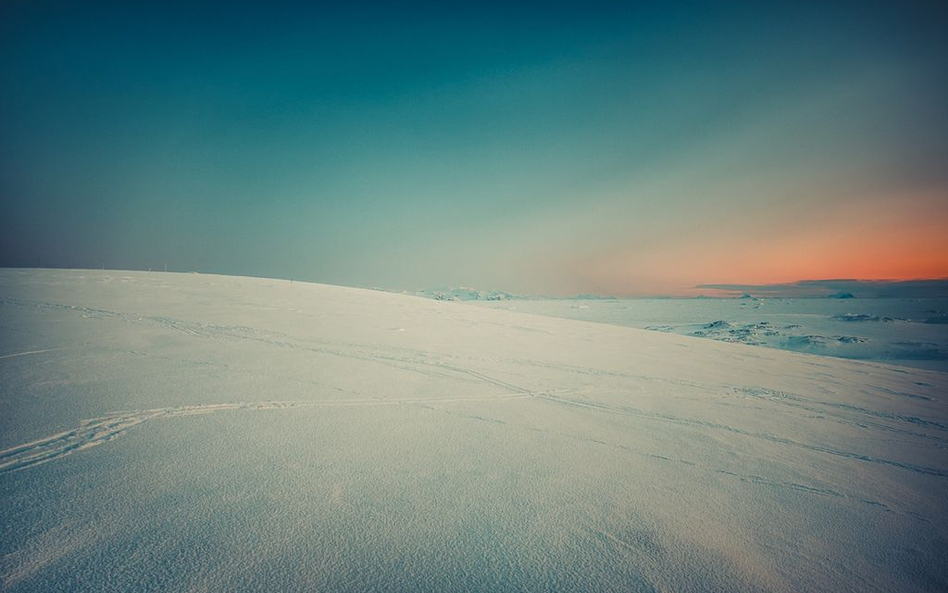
[574,190,948,295]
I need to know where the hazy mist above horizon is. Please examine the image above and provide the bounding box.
[2,1,947,295]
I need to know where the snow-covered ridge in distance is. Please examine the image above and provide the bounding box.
[408,287,523,301]
[1,269,946,592]
[403,286,619,301]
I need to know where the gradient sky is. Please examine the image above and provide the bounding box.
[2,1,947,295]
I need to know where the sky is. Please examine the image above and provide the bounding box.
[1,1,947,296]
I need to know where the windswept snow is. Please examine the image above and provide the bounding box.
[1,269,947,592]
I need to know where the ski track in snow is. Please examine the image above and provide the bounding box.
[4,391,933,518]
[0,394,534,474]
[0,349,61,360]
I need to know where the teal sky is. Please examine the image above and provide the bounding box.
[2,1,947,295]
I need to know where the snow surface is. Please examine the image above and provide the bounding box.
[1,269,947,592]
[472,297,948,372]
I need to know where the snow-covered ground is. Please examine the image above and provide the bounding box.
[472,297,948,372]
[1,269,946,592]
